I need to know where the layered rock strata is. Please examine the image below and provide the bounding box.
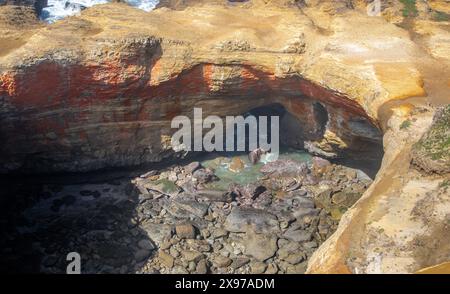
[0,0,449,273]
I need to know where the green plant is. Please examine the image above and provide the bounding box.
[413,105,450,162]
[433,11,450,22]
[400,0,418,17]
[400,119,412,130]
[440,179,450,189]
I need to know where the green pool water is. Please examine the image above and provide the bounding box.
[200,148,312,191]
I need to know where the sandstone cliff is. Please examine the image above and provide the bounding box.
[0,0,449,273]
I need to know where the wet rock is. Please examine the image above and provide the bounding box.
[79,190,101,198]
[243,231,278,262]
[252,190,273,209]
[140,170,158,178]
[248,148,267,165]
[138,239,155,251]
[311,156,331,175]
[175,224,197,239]
[224,207,279,233]
[230,183,266,205]
[134,249,151,262]
[50,199,63,212]
[136,185,152,197]
[143,178,181,197]
[303,174,320,185]
[284,179,301,192]
[229,157,245,172]
[260,160,309,177]
[184,162,201,174]
[62,195,76,206]
[42,255,58,267]
[193,168,216,184]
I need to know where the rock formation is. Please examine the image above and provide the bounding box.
[0,0,47,15]
[0,0,449,273]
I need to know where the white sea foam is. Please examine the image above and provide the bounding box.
[41,0,159,23]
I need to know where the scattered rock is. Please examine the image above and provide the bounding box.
[265,263,278,274]
[277,240,305,265]
[283,229,312,243]
[243,231,278,262]
[140,170,158,178]
[134,249,151,262]
[314,188,333,210]
[311,156,331,175]
[224,207,279,233]
[181,250,204,263]
[196,190,233,203]
[230,183,266,205]
[229,157,245,172]
[193,169,216,184]
[184,162,201,174]
[212,228,228,239]
[231,257,250,270]
[143,178,181,197]
[195,259,209,274]
[158,250,174,268]
[175,224,197,239]
[141,222,173,247]
[260,160,309,177]
[213,255,232,268]
[250,261,267,274]
[173,200,210,218]
[138,239,155,251]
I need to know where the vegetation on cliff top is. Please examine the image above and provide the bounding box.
[400,0,418,17]
[412,105,450,174]
[433,11,450,22]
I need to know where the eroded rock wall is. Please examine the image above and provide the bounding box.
[0,0,449,274]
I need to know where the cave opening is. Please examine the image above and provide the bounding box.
[221,101,383,178]
[313,102,329,137]
[0,99,385,274]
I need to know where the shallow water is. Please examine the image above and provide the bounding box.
[201,148,312,191]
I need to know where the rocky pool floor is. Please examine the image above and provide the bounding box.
[0,150,373,273]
